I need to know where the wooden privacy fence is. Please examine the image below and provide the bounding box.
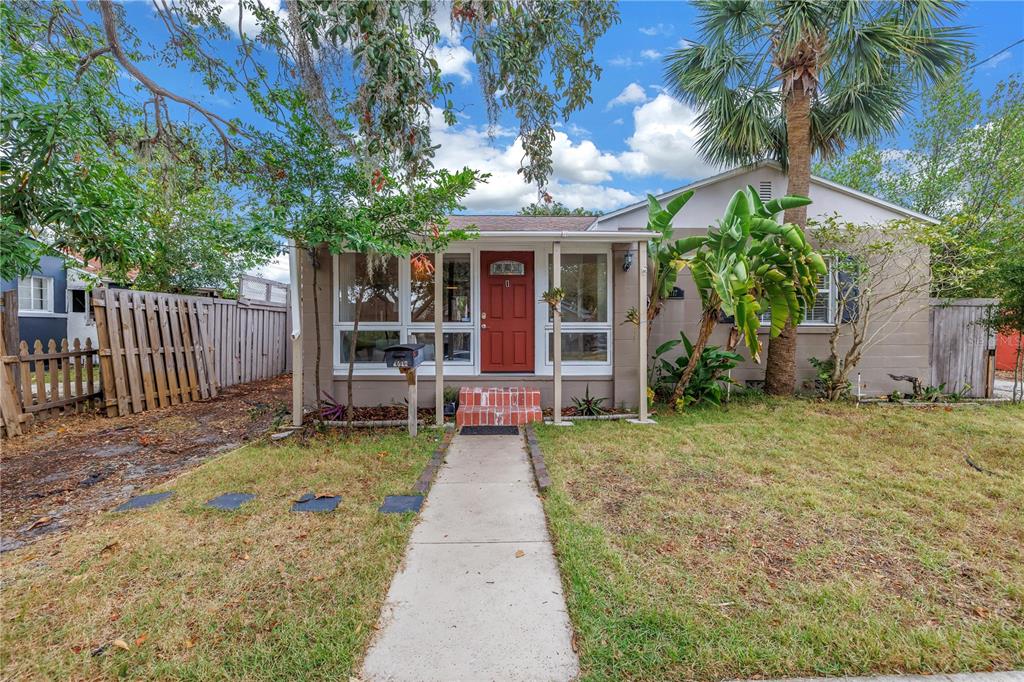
[930,298,997,398]
[92,288,288,417]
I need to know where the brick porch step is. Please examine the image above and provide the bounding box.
[456,387,543,427]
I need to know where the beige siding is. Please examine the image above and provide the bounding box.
[648,228,932,397]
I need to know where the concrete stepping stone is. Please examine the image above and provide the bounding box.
[205,493,256,510]
[291,493,341,513]
[114,492,173,512]
[379,495,423,514]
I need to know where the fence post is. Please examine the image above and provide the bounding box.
[92,289,120,417]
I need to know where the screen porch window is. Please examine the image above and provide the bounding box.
[18,276,52,312]
[335,251,473,366]
[408,252,473,363]
[547,252,611,363]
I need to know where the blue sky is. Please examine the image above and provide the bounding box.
[115,1,1023,279]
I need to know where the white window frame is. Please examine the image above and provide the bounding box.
[542,245,614,372]
[331,243,615,377]
[18,276,55,315]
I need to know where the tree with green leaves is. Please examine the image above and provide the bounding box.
[518,202,601,217]
[668,187,826,404]
[663,0,968,395]
[249,101,482,414]
[820,72,1024,300]
[0,1,278,292]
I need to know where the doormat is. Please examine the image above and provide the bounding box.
[460,425,520,435]
[379,495,423,514]
[291,493,342,513]
[205,493,256,510]
[114,492,173,512]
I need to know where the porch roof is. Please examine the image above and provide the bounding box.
[447,215,654,241]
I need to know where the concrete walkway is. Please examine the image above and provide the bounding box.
[361,432,578,682]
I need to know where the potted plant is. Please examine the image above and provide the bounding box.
[442,386,459,417]
[541,287,565,311]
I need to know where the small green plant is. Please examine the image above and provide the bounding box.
[541,287,565,309]
[920,383,946,402]
[443,386,460,405]
[809,356,851,400]
[651,331,741,409]
[571,385,607,416]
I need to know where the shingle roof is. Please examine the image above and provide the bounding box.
[446,215,598,232]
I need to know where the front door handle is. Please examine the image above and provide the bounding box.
[481,323,487,329]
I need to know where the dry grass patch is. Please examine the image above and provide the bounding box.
[1,428,439,680]
[537,398,1024,681]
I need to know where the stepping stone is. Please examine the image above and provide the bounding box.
[460,425,519,436]
[291,493,341,513]
[379,495,424,514]
[114,492,173,512]
[205,493,256,510]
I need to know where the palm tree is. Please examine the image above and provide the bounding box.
[664,0,968,395]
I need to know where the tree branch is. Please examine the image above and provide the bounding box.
[75,46,111,80]
[96,0,241,154]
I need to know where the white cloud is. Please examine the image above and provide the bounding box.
[606,82,649,109]
[606,55,638,67]
[677,38,694,49]
[638,23,673,36]
[640,49,662,60]
[249,251,291,283]
[983,49,1013,69]
[612,117,624,125]
[619,93,719,179]
[434,43,474,83]
[217,0,284,37]
[429,110,638,212]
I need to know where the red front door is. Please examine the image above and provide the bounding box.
[481,251,534,372]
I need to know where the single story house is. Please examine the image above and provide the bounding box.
[289,161,936,422]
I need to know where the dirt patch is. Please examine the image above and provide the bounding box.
[1,375,290,552]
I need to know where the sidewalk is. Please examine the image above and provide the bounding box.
[361,431,578,682]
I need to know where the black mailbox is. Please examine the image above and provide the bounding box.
[384,343,426,369]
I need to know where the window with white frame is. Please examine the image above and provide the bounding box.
[335,251,474,366]
[18,276,53,313]
[547,252,611,363]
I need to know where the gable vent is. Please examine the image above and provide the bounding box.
[758,181,773,201]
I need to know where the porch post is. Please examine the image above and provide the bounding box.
[637,240,651,423]
[552,240,563,424]
[434,251,444,427]
[288,240,303,428]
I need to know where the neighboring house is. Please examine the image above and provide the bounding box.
[1,253,106,350]
[292,162,936,414]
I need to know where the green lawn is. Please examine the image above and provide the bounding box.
[1,428,439,680]
[536,398,1024,681]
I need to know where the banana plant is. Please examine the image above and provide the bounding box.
[642,189,695,333]
[668,186,826,405]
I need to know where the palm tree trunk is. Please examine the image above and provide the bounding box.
[670,304,720,403]
[764,80,812,396]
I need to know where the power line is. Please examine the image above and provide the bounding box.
[964,37,1024,72]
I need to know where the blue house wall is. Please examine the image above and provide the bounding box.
[0,253,69,350]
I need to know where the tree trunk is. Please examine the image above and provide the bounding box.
[310,248,323,417]
[346,299,363,428]
[764,80,812,396]
[670,304,720,403]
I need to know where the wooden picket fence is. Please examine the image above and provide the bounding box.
[92,288,289,418]
[0,335,102,436]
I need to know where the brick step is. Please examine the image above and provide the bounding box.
[459,386,541,408]
[455,405,543,427]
